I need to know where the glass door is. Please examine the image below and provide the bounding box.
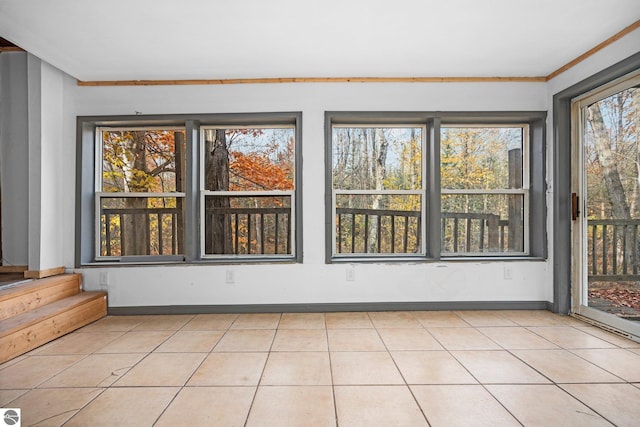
[572,71,640,339]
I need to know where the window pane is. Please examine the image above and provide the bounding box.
[441,194,524,253]
[441,127,523,190]
[204,195,292,255]
[335,194,422,254]
[203,128,295,192]
[100,196,184,256]
[102,129,185,193]
[332,127,423,190]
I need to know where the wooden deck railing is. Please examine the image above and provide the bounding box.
[101,207,182,256]
[101,205,529,257]
[588,219,640,281]
[205,207,292,255]
[336,208,422,254]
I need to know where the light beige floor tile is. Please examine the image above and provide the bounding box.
[500,310,577,326]
[576,326,640,348]
[0,354,27,371]
[512,349,623,383]
[454,311,517,327]
[487,384,613,427]
[451,350,550,384]
[561,383,640,427]
[96,330,174,353]
[114,352,205,386]
[631,348,640,355]
[156,386,255,427]
[478,327,559,349]
[9,387,103,427]
[78,315,149,332]
[368,311,422,328]
[65,387,178,427]
[31,331,124,355]
[412,385,520,427]
[334,385,427,427]
[154,330,224,352]
[328,329,386,351]
[0,355,84,389]
[528,326,618,349]
[131,314,194,331]
[326,312,374,328]
[377,328,443,350]
[182,313,238,330]
[279,312,326,329]
[231,313,281,329]
[570,348,640,381]
[413,311,470,327]
[40,353,145,388]
[213,329,276,352]
[427,327,501,350]
[188,352,268,386]
[261,352,331,385]
[271,329,328,351]
[0,389,28,406]
[331,352,404,385]
[246,386,335,427]
[391,351,476,384]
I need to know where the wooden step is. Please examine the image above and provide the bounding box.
[0,291,107,363]
[0,273,82,321]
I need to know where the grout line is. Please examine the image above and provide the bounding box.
[371,313,432,427]
[242,313,281,427]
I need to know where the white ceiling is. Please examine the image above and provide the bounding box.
[0,0,639,82]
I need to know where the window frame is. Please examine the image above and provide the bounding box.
[199,124,298,260]
[330,123,428,259]
[440,123,531,256]
[325,111,546,263]
[94,126,187,262]
[76,112,302,266]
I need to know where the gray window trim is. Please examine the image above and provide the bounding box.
[325,111,546,263]
[76,112,303,266]
[552,51,640,314]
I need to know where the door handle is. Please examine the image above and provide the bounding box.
[572,193,580,220]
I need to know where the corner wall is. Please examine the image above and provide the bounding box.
[0,52,29,266]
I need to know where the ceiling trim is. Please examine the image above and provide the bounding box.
[77,76,548,86]
[75,18,640,87]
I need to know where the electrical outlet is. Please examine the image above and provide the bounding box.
[99,272,109,286]
[346,265,355,281]
[503,265,513,280]
[225,270,235,284]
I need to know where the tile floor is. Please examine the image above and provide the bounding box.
[2,310,640,426]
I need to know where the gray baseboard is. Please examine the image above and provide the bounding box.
[108,300,551,315]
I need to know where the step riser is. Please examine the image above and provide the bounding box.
[0,274,81,321]
[0,294,107,364]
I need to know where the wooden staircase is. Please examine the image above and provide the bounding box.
[0,273,107,364]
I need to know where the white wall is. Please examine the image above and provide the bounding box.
[26,55,68,270]
[0,52,29,266]
[68,81,551,308]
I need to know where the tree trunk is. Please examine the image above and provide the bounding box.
[123,131,149,255]
[588,103,633,267]
[205,129,232,254]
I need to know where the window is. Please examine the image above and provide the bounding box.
[201,126,296,258]
[331,125,426,257]
[441,126,528,255]
[77,113,301,265]
[326,112,546,262]
[97,127,186,261]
